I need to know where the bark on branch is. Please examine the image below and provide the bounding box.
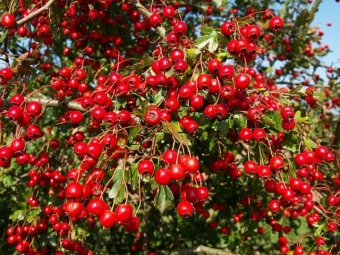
[172,245,237,255]
[2,98,85,112]
[132,0,166,40]
[16,0,56,26]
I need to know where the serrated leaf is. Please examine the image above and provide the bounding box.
[0,30,8,43]
[26,208,42,223]
[152,89,164,105]
[261,111,282,131]
[200,25,215,35]
[116,96,127,109]
[196,35,214,50]
[208,38,218,53]
[10,210,25,221]
[154,185,174,214]
[195,27,218,53]
[126,143,141,150]
[178,133,191,146]
[312,90,326,101]
[233,114,247,129]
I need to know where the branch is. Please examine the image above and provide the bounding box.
[2,98,85,112]
[309,0,322,20]
[131,0,166,40]
[172,245,237,255]
[16,0,56,26]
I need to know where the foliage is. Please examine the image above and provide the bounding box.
[0,0,340,254]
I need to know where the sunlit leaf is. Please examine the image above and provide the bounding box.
[154,185,174,214]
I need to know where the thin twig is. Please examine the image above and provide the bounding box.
[132,0,166,40]
[2,98,85,111]
[16,0,56,26]
[172,245,237,255]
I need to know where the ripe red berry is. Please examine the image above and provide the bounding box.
[154,168,172,185]
[115,204,133,222]
[149,13,163,28]
[99,210,116,228]
[239,128,253,142]
[177,201,194,218]
[269,155,285,172]
[269,16,284,31]
[220,21,235,36]
[1,14,16,29]
[268,199,280,212]
[138,160,155,176]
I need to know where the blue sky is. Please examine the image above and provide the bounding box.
[313,1,340,68]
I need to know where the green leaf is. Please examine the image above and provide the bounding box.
[163,121,189,145]
[2,174,12,187]
[115,186,126,204]
[134,54,153,70]
[109,166,124,199]
[130,163,139,190]
[155,132,164,142]
[314,223,326,237]
[200,25,215,35]
[149,178,159,191]
[217,120,229,137]
[153,185,174,214]
[152,89,164,105]
[209,139,216,152]
[233,114,247,129]
[312,90,326,101]
[303,137,317,150]
[26,208,42,223]
[186,48,201,65]
[261,111,282,131]
[108,178,122,199]
[0,30,8,43]
[116,96,127,109]
[10,210,25,221]
[128,126,143,142]
[280,133,298,153]
[195,26,218,53]
[141,99,149,113]
[295,111,309,122]
[216,48,232,62]
[289,84,303,95]
[208,38,218,53]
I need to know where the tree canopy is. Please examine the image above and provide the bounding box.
[0,0,340,254]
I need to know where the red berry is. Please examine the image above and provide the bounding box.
[1,14,16,29]
[177,201,194,218]
[269,16,284,31]
[115,204,133,222]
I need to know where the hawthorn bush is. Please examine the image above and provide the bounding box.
[1,0,340,254]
